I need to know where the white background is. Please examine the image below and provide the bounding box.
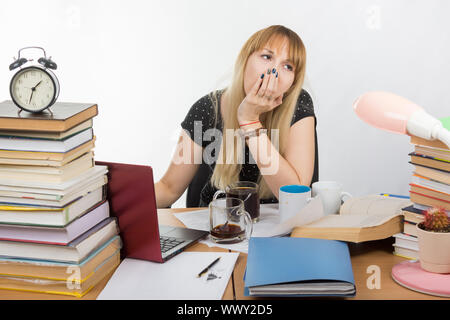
[0,0,448,208]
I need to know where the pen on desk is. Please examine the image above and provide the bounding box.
[197,257,221,278]
[380,193,410,199]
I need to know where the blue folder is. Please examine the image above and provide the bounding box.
[244,237,356,297]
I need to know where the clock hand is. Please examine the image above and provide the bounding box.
[28,90,34,105]
[27,80,42,105]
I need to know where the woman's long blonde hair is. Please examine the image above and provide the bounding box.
[210,25,307,200]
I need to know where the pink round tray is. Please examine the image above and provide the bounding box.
[391,260,450,298]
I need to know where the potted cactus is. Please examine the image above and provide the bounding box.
[416,207,450,273]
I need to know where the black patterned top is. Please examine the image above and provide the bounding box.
[181,89,318,207]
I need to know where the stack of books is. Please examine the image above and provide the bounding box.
[393,116,450,260]
[0,101,121,298]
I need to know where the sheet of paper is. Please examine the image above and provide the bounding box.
[175,199,325,253]
[174,209,210,232]
[260,196,325,237]
[174,205,280,253]
[97,252,239,300]
[200,236,250,254]
[174,203,284,232]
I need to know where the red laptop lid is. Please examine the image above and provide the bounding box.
[95,161,163,262]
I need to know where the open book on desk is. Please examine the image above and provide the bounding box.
[291,194,412,243]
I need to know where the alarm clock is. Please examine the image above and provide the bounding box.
[9,46,60,113]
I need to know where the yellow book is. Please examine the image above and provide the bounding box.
[0,236,121,281]
[0,251,120,298]
[415,145,450,162]
[393,249,418,260]
[0,152,94,183]
[0,186,106,227]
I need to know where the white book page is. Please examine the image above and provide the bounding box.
[304,195,411,228]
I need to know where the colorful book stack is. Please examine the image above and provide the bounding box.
[393,116,450,260]
[0,100,121,298]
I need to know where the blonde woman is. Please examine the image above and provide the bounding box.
[155,25,318,208]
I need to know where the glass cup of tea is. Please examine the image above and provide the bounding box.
[209,197,253,244]
[213,181,260,222]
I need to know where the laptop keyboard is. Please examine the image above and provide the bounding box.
[160,236,186,253]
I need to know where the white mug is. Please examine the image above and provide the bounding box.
[279,185,313,223]
[311,181,352,215]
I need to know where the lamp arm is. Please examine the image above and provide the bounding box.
[406,110,450,149]
[436,128,450,149]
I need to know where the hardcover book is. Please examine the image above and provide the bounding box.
[0,201,110,244]
[0,235,121,280]
[0,250,120,298]
[0,128,93,153]
[0,138,95,162]
[291,195,411,243]
[0,119,92,140]
[0,217,118,263]
[409,152,450,172]
[0,101,98,132]
[412,163,450,185]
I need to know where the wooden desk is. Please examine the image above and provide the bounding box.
[0,208,447,300]
[233,238,448,300]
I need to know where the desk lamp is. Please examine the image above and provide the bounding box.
[352,91,450,149]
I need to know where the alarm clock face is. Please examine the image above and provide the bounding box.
[10,66,59,112]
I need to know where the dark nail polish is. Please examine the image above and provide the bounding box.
[261,73,264,79]
[272,68,276,74]
[276,72,278,78]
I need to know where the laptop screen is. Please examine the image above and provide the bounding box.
[95,161,164,262]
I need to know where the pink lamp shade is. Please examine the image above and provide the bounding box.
[353,91,450,148]
[352,91,423,135]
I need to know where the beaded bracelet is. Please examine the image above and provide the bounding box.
[239,127,266,140]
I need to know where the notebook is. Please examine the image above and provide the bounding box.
[244,237,356,297]
[95,161,208,263]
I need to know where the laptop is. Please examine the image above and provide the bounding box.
[95,161,208,263]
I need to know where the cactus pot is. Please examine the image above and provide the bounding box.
[416,223,450,274]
